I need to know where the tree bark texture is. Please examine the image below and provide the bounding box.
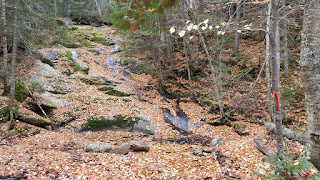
[281,0,289,76]
[1,0,8,88]
[233,0,241,57]
[9,0,19,107]
[265,2,273,121]
[300,0,320,170]
[269,0,284,154]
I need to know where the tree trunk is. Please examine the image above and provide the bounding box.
[265,2,273,121]
[1,0,8,89]
[300,0,320,170]
[269,0,284,154]
[233,1,241,57]
[183,37,196,102]
[9,0,19,108]
[281,0,289,76]
[94,0,102,16]
[197,29,225,116]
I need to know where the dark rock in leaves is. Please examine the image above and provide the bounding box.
[129,141,150,152]
[122,70,132,78]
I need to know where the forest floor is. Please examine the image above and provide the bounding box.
[0,25,309,179]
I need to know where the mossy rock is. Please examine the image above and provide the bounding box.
[2,79,29,102]
[80,115,141,132]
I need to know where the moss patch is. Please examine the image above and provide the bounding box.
[2,79,29,102]
[97,86,132,97]
[80,115,141,132]
[74,62,88,74]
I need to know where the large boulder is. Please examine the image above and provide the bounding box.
[33,60,62,78]
[40,92,70,108]
[29,76,70,94]
[40,51,59,64]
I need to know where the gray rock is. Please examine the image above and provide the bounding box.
[85,144,102,152]
[101,143,112,153]
[88,50,101,56]
[29,75,54,92]
[33,60,62,78]
[40,51,59,62]
[70,49,78,59]
[210,136,224,148]
[40,92,70,107]
[110,143,131,155]
[131,119,156,135]
[194,147,205,155]
[129,141,150,152]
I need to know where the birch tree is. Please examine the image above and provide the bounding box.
[300,0,320,170]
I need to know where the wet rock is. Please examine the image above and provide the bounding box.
[110,143,131,155]
[129,141,150,152]
[210,136,224,148]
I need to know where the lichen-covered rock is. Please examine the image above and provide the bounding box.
[129,141,150,152]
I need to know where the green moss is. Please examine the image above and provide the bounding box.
[81,115,141,131]
[98,86,114,91]
[74,62,88,74]
[65,51,73,60]
[91,36,106,44]
[2,79,29,102]
[98,86,131,97]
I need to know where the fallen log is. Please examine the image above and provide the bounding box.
[17,115,52,129]
[253,135,274,157]
[264,122,307,144]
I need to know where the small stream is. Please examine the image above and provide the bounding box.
[99,27,191,133]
